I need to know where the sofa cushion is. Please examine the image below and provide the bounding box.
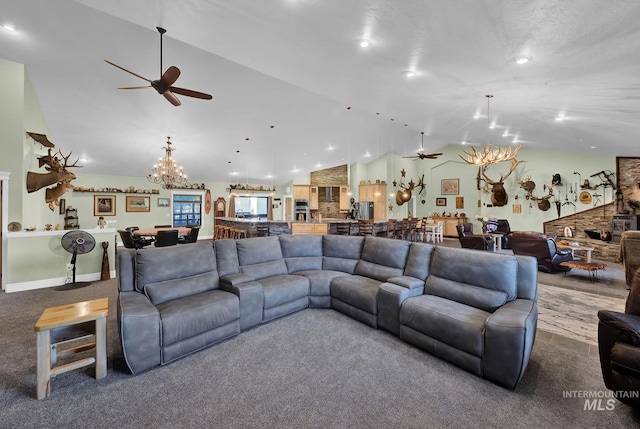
[353,237,410,282]
[237,237,288,280]
[214,239,240,276]
[403,242,434,281]
[323,235,364,273]
[400,295,489,357]
[428,246,518,303]
[279,235,323,273]
[294,269,350,297]
[331,275,381,315]
[259,275,310,309]
[136,243,219,304]
[424,276,508,313]
[156,289,239,346]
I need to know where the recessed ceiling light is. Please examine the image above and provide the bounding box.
[590,146,597,149]
[555,115,565,121]
[2,24,16,32]
[515,55,532,65]
[404,70,416,78]
[360,39,370,48]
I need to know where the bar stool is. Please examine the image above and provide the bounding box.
[34,298,109,399]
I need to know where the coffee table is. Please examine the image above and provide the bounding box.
[559,260,606,283]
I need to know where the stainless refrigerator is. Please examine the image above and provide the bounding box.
[356,201,374,220]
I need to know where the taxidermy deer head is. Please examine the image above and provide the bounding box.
[480,158,524,207]
[26,148,82,210]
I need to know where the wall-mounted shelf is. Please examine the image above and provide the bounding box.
[73,187,159,194]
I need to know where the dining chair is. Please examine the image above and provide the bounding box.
[408,217,419,241]
[357,219,374,236]
[125,226,154,247]
[118,230,139,249]
[395,218,409,240]
[336,222,352,235]
[256,223,270,237]
[433,221,445,243]
[385,219,397,239]
[179,226,200,244]
[154,229,179,247]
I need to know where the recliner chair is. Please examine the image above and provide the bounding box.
[508,231,573,273]
[597,267,640,409]
[456,223,494,251]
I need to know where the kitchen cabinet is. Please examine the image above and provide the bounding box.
[359,183,387,221]
[339,185,350,211]
[291,222,328,235]
[309,186,318,210]
[293,185,310,200]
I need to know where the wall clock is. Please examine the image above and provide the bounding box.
[214,197,226,217]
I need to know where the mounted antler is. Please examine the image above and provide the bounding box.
[480,158,524,206]
[459,144,522,165]
[529,185,555,211]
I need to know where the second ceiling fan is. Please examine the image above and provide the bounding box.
[403,132,443,160]
[105,27,212,106]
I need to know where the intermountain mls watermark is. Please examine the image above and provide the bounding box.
[563,390,639,410]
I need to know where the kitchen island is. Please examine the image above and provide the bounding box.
[215,218,388,237]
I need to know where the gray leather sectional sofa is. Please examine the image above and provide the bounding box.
[117,234,538,388]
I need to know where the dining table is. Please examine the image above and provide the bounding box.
[133,227,191,238]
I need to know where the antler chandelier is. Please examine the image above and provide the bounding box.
[459,94,522,166]
[148,137,189,189]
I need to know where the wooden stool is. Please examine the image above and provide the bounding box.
[34,298,109,399]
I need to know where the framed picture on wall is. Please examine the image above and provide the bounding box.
[441,178,459,195]
[157,197,170,207]
[436,197,447,207]
[94,195,116,216]
[126,196,150,212]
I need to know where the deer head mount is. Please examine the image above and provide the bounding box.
[26,148,82,211]
[479,158,524,207]
[517,176,555,211]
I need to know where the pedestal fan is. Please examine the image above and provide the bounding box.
[55,230,96,290]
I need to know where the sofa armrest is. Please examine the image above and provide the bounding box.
[226,281,264,331]
[220,273,255,289]
[598,310,640,346]
[387,275,425,291]
[117,291,161,374]
[377,282,424,336]
[484,299,538,388]
[117,249,136,292]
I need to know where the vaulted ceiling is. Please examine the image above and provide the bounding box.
[2,0,639,184]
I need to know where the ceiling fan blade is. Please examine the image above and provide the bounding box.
[104,60,152,83]
[163,91,182,106]
[170,86,213,100]
[117,85,153,90]
[161,66,181,86]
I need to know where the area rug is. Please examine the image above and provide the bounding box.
[537,283,626,345]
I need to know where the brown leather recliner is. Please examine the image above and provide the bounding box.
[507,231,573,273]
[597,267,640,409]
[456,223,494,251]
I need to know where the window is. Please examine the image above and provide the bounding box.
[234,196,268,220]
[173,194,202,227]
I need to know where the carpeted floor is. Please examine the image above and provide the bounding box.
[0,277,639,428]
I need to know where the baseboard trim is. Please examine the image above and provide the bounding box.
[5,270,116,293]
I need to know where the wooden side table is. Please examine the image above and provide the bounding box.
[34,297,109,399]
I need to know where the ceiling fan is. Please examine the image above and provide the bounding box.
[403,132,443,160]
[105,27,213,106]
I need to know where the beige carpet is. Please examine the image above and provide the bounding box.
[537,283,626,345]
